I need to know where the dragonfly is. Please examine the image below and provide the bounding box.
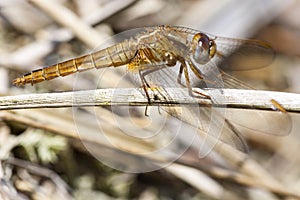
[13,25,291,153]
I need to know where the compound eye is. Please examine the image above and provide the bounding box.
[192,33,211,64]
[198,35,210,50]
[209,40,216,58]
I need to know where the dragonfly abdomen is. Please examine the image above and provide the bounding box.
[13,41,137,86]
[12,56,97,86]
[92,41,137,69]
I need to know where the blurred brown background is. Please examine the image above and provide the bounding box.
[0,0,300,199]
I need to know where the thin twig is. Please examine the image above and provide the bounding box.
[5,157,72,197]
[2,88,300,112]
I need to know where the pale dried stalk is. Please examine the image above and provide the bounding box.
[2,88,300,112]
[2,88,300,197]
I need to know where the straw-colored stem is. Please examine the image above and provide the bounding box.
[2,88,300,112]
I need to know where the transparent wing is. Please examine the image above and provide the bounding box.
[170,26,275,71]
[188,50,291,136]
[135,61,249,154]
[214,37,276,71]
[220,71,292,136]
[174,28,292,137]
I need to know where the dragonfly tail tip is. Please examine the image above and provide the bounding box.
[12,77,26,87]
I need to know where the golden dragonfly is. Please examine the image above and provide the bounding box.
[13,25,291,152]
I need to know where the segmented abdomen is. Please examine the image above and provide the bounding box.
[13,40,137,86]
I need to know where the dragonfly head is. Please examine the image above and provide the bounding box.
[191,33,216,64]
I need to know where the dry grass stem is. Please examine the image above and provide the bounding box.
[2,88,300,112]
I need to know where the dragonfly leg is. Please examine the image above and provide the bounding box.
[176,64,187,87]
[177,64,183,83]
[139,69,166,116]
[138,70,151,116]
[188,60,220,87]
[181,60,211,99]
[139,67,173,116]
[139,67,169,100]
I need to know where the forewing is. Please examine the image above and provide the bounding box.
[214,37,275,71]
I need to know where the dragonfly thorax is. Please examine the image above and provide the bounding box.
[163,51,177,66]
[191,33,216,65]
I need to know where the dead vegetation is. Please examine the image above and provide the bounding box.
[0,0,300,199]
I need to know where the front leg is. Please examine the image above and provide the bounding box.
[139,68,169,101]
[138,69,167,116]
[180,59,211,100]
[177,64,186,87]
